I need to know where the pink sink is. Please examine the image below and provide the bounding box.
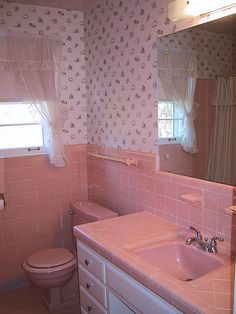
[134,241,224,281]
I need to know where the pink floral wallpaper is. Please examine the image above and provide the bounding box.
[1,0,233,153]
[84,0,160,152]
[158,28,236,79]
[84,0,234,152]
[0,0,87,145]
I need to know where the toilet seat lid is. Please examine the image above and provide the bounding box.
[26,248,75,268]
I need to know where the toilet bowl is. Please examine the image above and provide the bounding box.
[23,248,77,312]
[23,248,76,288]
[22,200,117,312]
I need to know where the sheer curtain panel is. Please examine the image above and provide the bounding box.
[0,35,68,167]
[158,49,198,153]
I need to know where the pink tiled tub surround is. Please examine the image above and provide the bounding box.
[73,212,233,314]
[87,144,235,246]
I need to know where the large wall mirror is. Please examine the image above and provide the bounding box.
[157,14,236,186]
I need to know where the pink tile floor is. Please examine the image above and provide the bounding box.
[0,285,81,314]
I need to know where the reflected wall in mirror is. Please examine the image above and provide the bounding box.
[157,14,236,186]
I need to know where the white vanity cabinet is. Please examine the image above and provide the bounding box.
[77,241,107,313]
[77,241,182,314]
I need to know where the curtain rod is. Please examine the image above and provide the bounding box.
[0,31,61,42]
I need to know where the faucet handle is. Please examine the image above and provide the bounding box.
[209,236,224,246]
[206,236,224,253]
[189,226,203,240]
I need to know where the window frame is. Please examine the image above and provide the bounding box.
[0,101,47,158]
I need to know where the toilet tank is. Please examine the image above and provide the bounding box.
[70,200,118,226]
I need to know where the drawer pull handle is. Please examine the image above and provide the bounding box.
[85,259,92,266]
[86,282,94,290]
[87,305,93,312]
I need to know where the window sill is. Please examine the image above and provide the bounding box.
[0,147,47,159]
[159,141,182,145]
[159,137,182,145]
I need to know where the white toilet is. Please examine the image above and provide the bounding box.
[22,200,117,312]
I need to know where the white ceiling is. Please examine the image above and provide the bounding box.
[5,0,97,11]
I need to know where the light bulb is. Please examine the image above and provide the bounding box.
[186,0,236,16]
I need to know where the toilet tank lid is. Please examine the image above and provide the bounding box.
[26,248,75,268]
[71,200,118,221]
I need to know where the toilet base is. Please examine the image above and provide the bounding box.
[42,287,79,312]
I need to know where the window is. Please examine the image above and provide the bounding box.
[0,102,46,157]
[158,101,184,144]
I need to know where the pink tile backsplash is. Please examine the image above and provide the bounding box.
[87,144,235,247]
[204,191,218,211]
[0,145,88,289]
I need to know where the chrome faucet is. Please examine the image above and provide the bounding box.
[185,226,224,253]
[185,226,204,249]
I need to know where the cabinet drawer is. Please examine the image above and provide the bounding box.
[77,241,105,282]
[106,263,182,314]
[79,265,107,307]
[80,286,107,314]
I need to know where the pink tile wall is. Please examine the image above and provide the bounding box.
[87,144,235,246]
[159,144,193,177]
[0,145,88,290]
[1,143,234,290]
[193,79,215,179]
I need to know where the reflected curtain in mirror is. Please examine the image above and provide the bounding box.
[207,76,236,185]
[157,48,198,153]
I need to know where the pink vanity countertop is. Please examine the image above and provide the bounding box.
[73,212,234,314]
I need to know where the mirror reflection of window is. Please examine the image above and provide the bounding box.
[158,101,184,144]
[157,48,198,154]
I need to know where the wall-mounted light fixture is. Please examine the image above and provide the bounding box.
[168,0,236,21]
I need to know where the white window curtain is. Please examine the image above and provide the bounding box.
[157,48,198,153]
[0,34,68,167]
[206,77,236,185]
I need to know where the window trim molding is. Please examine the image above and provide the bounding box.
[0,146,47,159]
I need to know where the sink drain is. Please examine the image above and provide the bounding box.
[185,278,193,282]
